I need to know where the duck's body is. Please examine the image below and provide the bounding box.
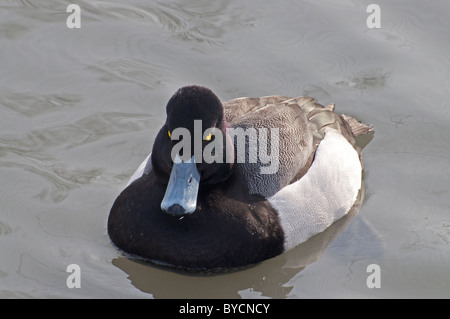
[108,86,372,270]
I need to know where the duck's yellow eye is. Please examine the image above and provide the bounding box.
[205,132,212,141]
[168,130,171,138]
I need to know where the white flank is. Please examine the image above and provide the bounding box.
[268,128,362,251]
[126,153,151,187]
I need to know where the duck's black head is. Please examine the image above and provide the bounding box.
[151,86,235,216]
[166,85,223,134]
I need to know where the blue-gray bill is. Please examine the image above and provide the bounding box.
[160,155,200,215]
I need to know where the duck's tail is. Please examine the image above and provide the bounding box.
[341,113,374,137]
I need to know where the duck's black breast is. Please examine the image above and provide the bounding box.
[107,170,285,270]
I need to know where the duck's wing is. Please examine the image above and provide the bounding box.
[223,96,372,198]
[224,96,315,197]
[223,96,291,123]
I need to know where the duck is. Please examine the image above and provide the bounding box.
[107,85,372,270]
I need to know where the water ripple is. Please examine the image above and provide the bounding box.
[0,109,158,203]
[0,112,156,154]
[92,1,232,47]
[88,58,166,89]
[335,67,391,90]
[0,90,81,117]
[0,221,13,236]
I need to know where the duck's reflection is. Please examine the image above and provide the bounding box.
[111,187,374,298]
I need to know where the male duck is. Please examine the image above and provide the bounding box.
[108,85,372,270]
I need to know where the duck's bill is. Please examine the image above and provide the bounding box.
[161,155,200,216]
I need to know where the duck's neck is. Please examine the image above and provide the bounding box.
[202,113,235,186]
[221,114,235,166]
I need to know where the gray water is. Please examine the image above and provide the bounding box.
[1,0,449,298]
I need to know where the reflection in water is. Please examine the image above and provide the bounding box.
[112,187,368,298]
